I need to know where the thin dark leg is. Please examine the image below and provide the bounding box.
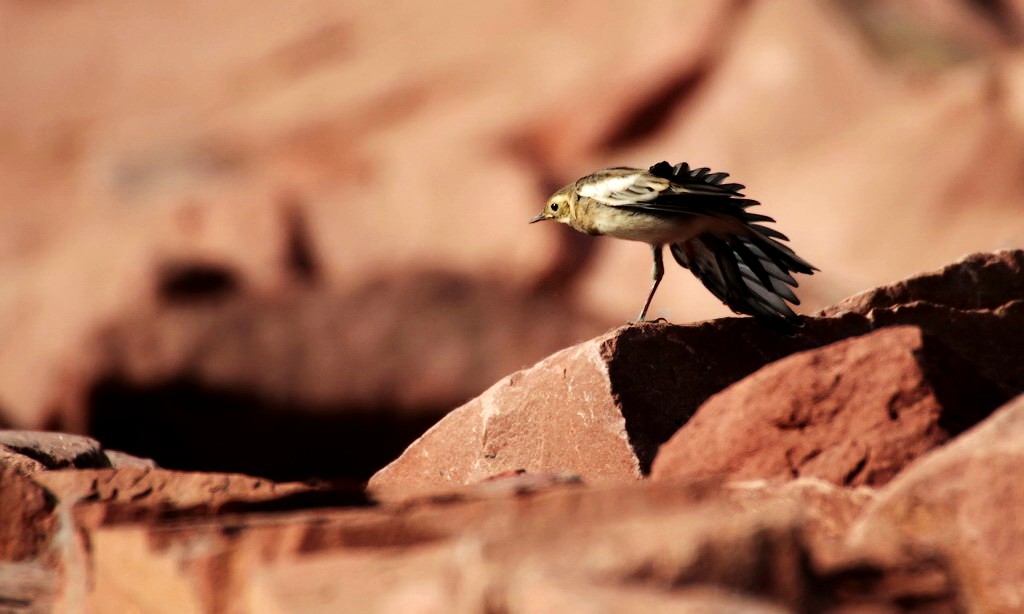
[637,244,664,321]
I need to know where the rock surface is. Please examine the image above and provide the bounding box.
[64,278,602,482]
[0,430,154,474]
[75,478,957,613]
[821,250,1024,316]
[849,393,1024,613]
[372,250,1023,493]
[2,1,1024,610]
[3,0,1024,481]
[0,247,1016,610]
[650,326,1006,486]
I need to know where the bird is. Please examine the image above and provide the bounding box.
[529,161,818,331]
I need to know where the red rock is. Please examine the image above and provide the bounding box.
[0,431,108,471]
[868,300,1024,395]
[77,481,713,611]
[0,448,46,476]
[722,478,877,568]
[820,250,1024,395]
[0,430,157,475]
[373,248,1024,494]
[503,584,791,614]
[0,562,57,614]
[33,468,307,511]
[74,479,955,612]
[56,276,602,482]
[367,319,846,494]
[650,326,1006,487]
[104,450,158,469]
[821,250,1024,315]
[369,340,641,491]
[848,393,1024,612]
[0,469,55,562]
[0,0,1021,495]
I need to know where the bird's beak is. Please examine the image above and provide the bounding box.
[528,212,549,224]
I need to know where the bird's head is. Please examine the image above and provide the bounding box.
[529,185,574,224]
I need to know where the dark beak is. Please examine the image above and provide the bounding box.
[528,212,549,224]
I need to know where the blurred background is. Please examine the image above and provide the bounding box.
[1,0,1022,482]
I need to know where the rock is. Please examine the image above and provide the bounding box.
[370,339,644,491]
[503,583,791,614]
[1,0,1023,492]
[0,432,959,611]
[650,326,1007,487]
[104,450,159,469]
[821,250,1024,316]
[721,478,877,568]
[77,481,709,611]
[367,318,858,494]
[0,431,109,471]
[0,430,157,475]
[0,562,58,614]
[58,277,601,482]
[866,299,1024,395]
[818,251,1024,397]
[373,250,1024,494]
[0,448,46,476]
[848,393,1024,612]
[74,479,956,612]
[32,468,308,512]
[0,469,55,562]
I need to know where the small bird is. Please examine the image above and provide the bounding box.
[529,161,817,331]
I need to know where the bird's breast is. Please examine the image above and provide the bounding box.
[576,202,714,243]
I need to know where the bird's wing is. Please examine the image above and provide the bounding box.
[576,169,671,206]
[670,232,817,333]
[648,161,749,197]
[576,162,757,217]
[575,162,818,331]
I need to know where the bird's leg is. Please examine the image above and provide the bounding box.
[637,244,664,322]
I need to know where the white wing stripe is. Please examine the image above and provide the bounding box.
[577,174,644,200]
[578,173,669,206]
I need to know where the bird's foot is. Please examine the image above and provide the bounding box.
[626,317,668,326]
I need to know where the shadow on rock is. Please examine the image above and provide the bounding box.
[66,268,607,483]
[87,375,443,482]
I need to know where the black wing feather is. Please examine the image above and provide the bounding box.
[649,160,747,197]
[648,161,818,331]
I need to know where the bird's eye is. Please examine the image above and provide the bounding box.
[550,203,559,211]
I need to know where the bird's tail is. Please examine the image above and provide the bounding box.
[670,229,817,333]
[650,161,818,332]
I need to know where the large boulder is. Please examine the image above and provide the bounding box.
[74,477,954,613]
[849,393,1024,612]
[372,250,1024,494]
[650,326,1006,486]
[368,318,858,494]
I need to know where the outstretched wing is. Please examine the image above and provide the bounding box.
[580,161,818,331]
[575,168,671,206]
[671,231,817,333]
[647,160,750,197]
[576,162,760,219]
[649,162,817,331]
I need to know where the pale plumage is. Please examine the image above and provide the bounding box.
[529,161,818,331]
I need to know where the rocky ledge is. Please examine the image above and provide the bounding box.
[2,249,1023,612]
